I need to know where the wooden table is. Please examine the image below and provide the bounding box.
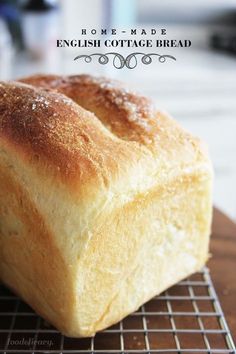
[210,208,236,342]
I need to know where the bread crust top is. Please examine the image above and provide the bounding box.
[0,75,210,200]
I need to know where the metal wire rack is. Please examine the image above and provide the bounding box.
[0,267,235,354]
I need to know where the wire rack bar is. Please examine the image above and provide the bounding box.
[0,350,235,353]
[0,267,235,354]
[204,269,236,352]
[0,311,224,317]
[0,328,232,334]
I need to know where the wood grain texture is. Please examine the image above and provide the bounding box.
[210,207,236,341]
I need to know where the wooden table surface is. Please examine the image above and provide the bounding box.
[210,208,236,342]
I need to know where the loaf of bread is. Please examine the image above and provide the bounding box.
[0,75,213,337]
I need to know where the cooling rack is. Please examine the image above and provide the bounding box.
[0,267,235,354]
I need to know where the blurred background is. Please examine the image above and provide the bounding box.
[0,0,236,220]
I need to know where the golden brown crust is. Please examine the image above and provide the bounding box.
[0,74,213,337]
[0,76,208,199]
[19,74,156,144]
[19,74,208,160]
[0,81,131,190]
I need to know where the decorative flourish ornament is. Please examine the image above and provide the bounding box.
[74,52,176,69]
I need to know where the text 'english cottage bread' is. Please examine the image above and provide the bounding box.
[0,75,213,337]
